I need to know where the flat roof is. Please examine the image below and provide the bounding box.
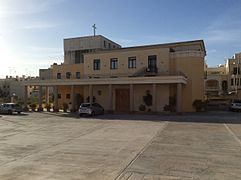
[63,35,121,47]
[84,39,206,55]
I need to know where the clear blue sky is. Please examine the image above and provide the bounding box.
[1,0,241,78]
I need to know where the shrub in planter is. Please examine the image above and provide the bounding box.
[192,99,206,112]
[139,104,146,111]
[23,106,29,112]
[163,104,171,112]
[30,103,37,112]
[45,104,51,112]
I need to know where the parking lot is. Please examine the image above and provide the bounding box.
[0,111,241,179]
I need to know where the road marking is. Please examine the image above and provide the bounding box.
[224,124,241,147]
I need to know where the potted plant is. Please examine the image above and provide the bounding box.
[30,103,37,112]
[45,104,51,112]
[139,104,146,111]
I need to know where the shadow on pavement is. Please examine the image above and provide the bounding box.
[38,110,241,124]
[0,113,29,116]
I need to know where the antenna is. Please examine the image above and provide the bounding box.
[92,24,97,36]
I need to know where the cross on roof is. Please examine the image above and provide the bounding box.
[92,24,97,36]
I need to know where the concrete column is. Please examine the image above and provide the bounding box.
[70,85,75,111]
[38,86,43,111]
[152,83,157,112]
[130,84,134,112]
[24,85,28,111]
[45,86,49,105]
[176,83,182,113]
[53,86,59,112]
[89,85,93,104]
[108,84,113,112]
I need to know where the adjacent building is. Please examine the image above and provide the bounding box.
[205,52,241,99]
[0,76,38,103]
[24,35,206,113]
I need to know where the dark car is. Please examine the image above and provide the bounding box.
[229,99,241,112]
[0,103,22,114]
[79,103,104,116]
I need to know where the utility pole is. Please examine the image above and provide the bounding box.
[92,24,97,36]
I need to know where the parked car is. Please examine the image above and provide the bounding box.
[229,99,241,112]
[0,103,22,114]
[79,103,104,116]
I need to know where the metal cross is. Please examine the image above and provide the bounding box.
[92,24,97,36]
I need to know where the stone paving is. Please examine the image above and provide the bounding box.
[0,112,241,180]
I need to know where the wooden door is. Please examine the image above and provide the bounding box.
[115,89,130,112]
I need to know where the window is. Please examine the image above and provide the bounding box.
[128,57,136,68]
[147,55,157,73]
[76,72,80,79]
[93,59,100,70]
[231,78,234,86]
[66,94,70,99]
[233,67,240,75]
[57,73,61,79]
[110,58,118,69]
[148,55,157,67]
[58,94,61,99]
[104,41,106,48]
[75,50,81,64]
[108,43,111,49]
[66,72,71,79]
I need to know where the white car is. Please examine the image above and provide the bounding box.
[79,103,104,116]
[0,103,22,114]
[229,100,241,112]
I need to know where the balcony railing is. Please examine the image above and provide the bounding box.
[83,70,186,79]
[37,68,187,81]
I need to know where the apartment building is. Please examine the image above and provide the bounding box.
[24,35,206,113]
[205,65,228,98]
[205,52,241,99]
[227,53,241,96]
[0,76,37,103]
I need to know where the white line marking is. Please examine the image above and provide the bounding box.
[224,124,241,147]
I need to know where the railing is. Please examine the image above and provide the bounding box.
[205,86,220,90]
[83,70,187,79]
[35,69,187,81]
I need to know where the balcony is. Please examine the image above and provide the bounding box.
[145,66,158,76]
[205,86,220,91]
[24,75,188,86]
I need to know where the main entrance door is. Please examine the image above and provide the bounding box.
[115,89,130,112]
